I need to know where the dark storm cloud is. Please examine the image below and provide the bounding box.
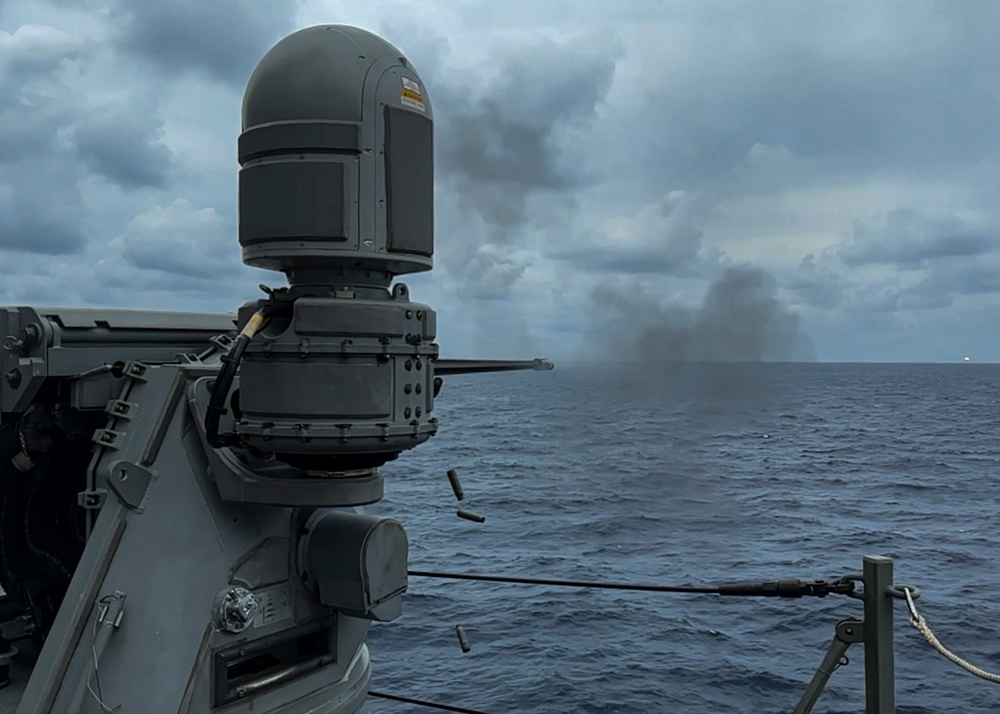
[0,103,69,163]
[838,210,997,268]
[112,0,296,84]
[887,255,1000,312]
[592,266,815,363]
[624,2,1000,193]
[845,283,950,314]
[550,191,716,275]
[72,113,173,189]
[795,208,1000,317]
[0,212,83,255]
[385,25,624,298]
[820,207,1000,314]
[0,159,85,254]
[435,38,621,228]
[785,254,847,310]
[116,199,237,279]
[0,21,176,257]
[0,27,90,253]
[563,251,692,275]
[0,25,89,160]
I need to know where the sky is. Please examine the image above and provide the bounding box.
[1,1,999,362]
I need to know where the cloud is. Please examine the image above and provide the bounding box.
[437,35,622,214]
[71,104,173,190]
[0,20,174,256]
[785,254,847,310]
[112,0,297,85]
[792,208,1000,319]
[0,24,90,161]
[588,2,1000,208]
[424,29,624,298]
[551,191,720,275]
[2,1,1000,361]
[113,199,237,279]
[839,209,998,268]
[0,138,87,254]
[0,162,85,254]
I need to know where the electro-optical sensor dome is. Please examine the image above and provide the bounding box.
[238,25,434,276]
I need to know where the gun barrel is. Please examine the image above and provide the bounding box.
[434,358,554,375]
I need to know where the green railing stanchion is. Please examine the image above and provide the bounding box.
[863,555,895,713]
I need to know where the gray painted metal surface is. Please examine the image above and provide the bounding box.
[18,356,382,713]
[8,346,383,713]
[863,555,896,713]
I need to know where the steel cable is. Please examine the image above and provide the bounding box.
[368,690,493,713]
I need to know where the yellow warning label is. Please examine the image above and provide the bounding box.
[400,89,426,112]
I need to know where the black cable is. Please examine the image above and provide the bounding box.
[408,570,855,598]
[368,690,492,714]
[409,569,716,593]
[205,304,274,448]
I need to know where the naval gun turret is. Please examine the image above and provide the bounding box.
[0,25,551,714]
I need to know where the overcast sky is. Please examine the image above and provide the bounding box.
[1,1,998,362]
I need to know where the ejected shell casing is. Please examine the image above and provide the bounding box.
[456,509,485,523]
[455,624,471,653]
[446,469,464,500]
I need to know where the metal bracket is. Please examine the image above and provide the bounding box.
[105,399,136,420]
[92,428,123,450]
[209,333,235,352]
[122,361,148,381]
[105,460,154,510]
[77,489,108,510]
[794,617,864,713]
[3,323,40,355]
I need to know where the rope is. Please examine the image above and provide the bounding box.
[903,587,1000,683]
[368,690,493,713]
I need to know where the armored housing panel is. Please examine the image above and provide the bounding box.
[238,25,434,276]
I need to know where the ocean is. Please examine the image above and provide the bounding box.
[364,362,1000,713]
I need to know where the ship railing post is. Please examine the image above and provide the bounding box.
[863,555,895,713]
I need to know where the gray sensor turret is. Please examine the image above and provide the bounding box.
[239,25,434,279]
[220,25,440,475]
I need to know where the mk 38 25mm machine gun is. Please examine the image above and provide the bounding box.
[0,25,551,714]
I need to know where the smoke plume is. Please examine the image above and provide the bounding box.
[588,265,816,407]
[593,266,815,363]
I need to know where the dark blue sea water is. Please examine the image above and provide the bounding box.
[365,362,1000,713]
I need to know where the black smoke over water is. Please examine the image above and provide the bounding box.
[588,266,817,407]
